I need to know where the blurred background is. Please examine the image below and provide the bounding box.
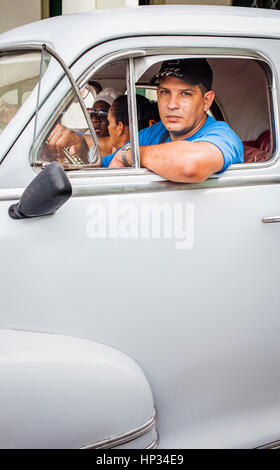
[0,0,279,35]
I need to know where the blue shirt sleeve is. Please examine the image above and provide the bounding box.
[191,121,244,173]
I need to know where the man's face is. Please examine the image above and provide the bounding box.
[157,76,214,139]
[90,100,110,138]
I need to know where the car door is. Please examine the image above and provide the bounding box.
[1,34,280,449]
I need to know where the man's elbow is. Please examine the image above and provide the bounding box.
[180,161,209,183]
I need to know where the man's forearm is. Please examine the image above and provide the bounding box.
[109,140,224,181]
[139,141,224,183]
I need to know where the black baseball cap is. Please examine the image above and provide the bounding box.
[150,58,213,91]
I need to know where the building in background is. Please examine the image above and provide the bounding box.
[0,0,279,35]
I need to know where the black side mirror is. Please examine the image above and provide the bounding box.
[9,162,72,219]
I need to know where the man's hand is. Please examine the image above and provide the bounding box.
[47,123,89,163]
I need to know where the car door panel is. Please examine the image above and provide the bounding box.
[1,172,280,447]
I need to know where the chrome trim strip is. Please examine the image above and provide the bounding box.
[262,216,280,223]
[146,431,159,450]
[67,167,151,178]
[81,410,157,450]
[70,173,280,198]
[32,48,46,148]
[257,439,280,449]
[0,188,24,201]
[0,43,47,53]
[2,172,280,203]
[143,46,276,60]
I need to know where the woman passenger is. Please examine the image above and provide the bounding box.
[105,94,159,154]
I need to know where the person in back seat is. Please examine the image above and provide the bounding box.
[86,87,121,157]
[106,94,159,154]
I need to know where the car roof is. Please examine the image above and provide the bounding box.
[0,5,279,67]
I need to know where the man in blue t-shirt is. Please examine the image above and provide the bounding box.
[104,58,243,182]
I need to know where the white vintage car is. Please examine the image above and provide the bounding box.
[0,4,279,449]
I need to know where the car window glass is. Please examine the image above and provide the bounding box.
[0,51,50,134]
[31,50,100,170]
[34,58,132,170]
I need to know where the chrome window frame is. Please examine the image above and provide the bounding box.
[31,49,146,171]
[132,49,276,171]
[40,44,101,166]
[127,57,140,169]
[67,43,277,179]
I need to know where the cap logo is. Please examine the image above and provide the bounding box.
[165,67,181,73]
[157,66,183,79]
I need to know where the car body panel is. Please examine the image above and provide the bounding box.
[0,329,156,449]
[1,181,280,448]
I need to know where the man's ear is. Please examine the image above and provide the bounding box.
[203,90,215,113]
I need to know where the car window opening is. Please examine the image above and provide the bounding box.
[32,55,273,172]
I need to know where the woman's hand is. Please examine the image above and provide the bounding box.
[108,147,132,168]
